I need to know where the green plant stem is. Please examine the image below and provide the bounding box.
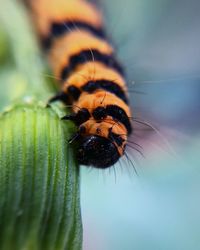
[0,103,82,250]
[0,1,82,249]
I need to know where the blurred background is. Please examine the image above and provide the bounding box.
[0,0,200,249]
[81,0,200,249]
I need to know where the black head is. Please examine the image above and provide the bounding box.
[77,135,120,168]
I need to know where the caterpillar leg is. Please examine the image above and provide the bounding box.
[68,132,81,144]
[61,114,76,121]
[48,91,69,104]
[62,108,90,125]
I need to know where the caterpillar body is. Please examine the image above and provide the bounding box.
[30,0,133,168]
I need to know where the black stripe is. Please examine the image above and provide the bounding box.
[67,85,81,101]
[52,21,106,39]
[92,105,131,134]
[92,107,107,120]
[61,49,124,80]
[74,108,91,126]
[106,105,132,134]
[108,131,125,147]
[82,80,128,104]
[42,21,106,50]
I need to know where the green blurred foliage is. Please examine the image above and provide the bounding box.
[0,1,55,110]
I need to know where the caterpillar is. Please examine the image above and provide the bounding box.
[29,0,133,168]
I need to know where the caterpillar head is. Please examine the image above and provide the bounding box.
[77,135,120,168]
[76,119,127,168]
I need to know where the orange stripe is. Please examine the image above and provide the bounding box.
[62,62,127,92]
[49,30,113,79]
[73,90,131,118]
[31,0,103,36]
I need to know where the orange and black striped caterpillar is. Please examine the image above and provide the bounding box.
[29,0,133,168]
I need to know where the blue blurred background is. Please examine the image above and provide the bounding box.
[0,0,199,249]
[81,0,200,249]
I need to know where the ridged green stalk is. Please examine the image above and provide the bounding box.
[0,1,82,249]
[0,103,82,250]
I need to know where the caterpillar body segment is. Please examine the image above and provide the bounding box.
[29,0,133,168]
